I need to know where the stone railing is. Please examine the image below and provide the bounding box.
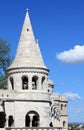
[6,127,62,130]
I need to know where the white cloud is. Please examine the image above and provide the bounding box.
[63,92,81,100]
[56,45,84,64]
[53,92,81,100]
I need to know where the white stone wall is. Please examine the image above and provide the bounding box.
[7,68,48,92]
[51,95,68,130]
[5,101,15,127]
[14,101,50,127]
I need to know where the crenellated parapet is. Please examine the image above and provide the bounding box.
[50,94,68,129]
[48,79,54,95]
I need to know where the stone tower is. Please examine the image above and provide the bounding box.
[0,9,68,129]
[6,9,51,127]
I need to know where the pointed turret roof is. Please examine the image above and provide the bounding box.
[8,9,47,70]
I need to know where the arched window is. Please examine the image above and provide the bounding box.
[63,121,66,127]
[10,77,14,90]
[22,76,28,90]
[41,76,46,89]
[49,122,53,127]
[32,76,38,90]
[61,104,63,110]
[25,111,40,127]
[0,112,6,128]
[8,115,14,127]
[65,104,67,108]
[48,89,50,93]
[25,115,30,127]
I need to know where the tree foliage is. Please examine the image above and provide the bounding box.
[0,38,12,89]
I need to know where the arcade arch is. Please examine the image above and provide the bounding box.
[25,111,40,127]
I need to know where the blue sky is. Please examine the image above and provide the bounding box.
[0,0,84,123]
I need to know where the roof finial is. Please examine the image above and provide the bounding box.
[26,8,29,12]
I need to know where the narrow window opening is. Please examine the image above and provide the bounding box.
[25,115,30,127]
[41,77,45,84]
[32,76,38,90]
[48,89,50,92]
[0,112,6,128]
[63,121,66,127]
[27,28,29,31]
[61,104,63,110]
[22,76,28,90]
[41,76,45,89]
[49,122,53,127]
[8,115,14,127]
[32,114,39,127]
[10,77,14,90]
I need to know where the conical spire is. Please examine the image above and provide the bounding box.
[8,9,47,69]
[19,9,35,43]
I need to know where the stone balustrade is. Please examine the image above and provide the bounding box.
[6,127,62,130]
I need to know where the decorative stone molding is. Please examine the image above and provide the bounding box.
[7,67,49,76]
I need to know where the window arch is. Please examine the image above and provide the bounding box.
[10,77,14,90]
[22,76,28,90]
[32,76,38,90]
[64,104,67,110]
[41,76,46,89]
[61,104,63,110]
[41,76,45,84]
[65,104,67,107]
[25,111,40,127]
[63,121,66,127]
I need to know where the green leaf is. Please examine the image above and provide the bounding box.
[0,38,12,89]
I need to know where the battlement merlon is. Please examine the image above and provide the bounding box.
[51,95,68,102]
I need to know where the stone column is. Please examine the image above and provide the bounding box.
[28,75,32,90]
[38,77,42,90]
[5,117,8,127]
[7,77,12,90]
[14,74,22,91]
[30,114,34,127]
